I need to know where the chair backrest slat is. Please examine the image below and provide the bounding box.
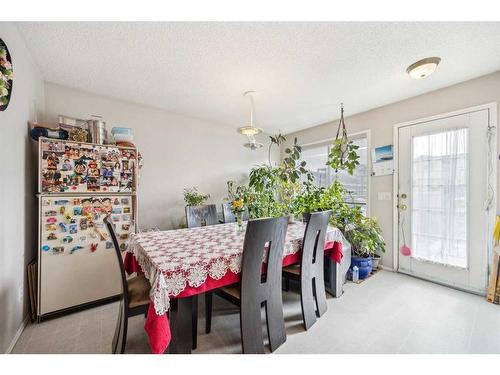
[103,215,128,306]
[222,202,249,223]
[240,216,289,300]
[301,211,332,269]
[186,204,218,228]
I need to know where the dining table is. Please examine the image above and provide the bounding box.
[123,220,347,354]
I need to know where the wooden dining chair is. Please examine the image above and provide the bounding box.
[205,216,289,353]
[185,204,219,350]
[103,215,150,354]
[185,204,218,228]
[282,210,332,330]
[221,202,249,223]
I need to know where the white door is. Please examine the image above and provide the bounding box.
[397,108,495,294]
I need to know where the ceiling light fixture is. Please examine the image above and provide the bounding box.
[238,91,263,149]
[407,57,441,79]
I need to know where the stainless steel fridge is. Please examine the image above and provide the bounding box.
[36,138,138,319]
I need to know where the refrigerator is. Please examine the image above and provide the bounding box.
[37,138,138,319]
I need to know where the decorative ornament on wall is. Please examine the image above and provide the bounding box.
[0,38,14,111]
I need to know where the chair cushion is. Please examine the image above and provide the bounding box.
[283,264,301,276]
[220,284,241,300]
[127,275,151,308]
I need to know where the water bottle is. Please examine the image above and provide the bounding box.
[352,266,359,283]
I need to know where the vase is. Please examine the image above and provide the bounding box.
[349,256,373,280]
[235,211,244,233]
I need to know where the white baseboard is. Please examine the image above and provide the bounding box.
[380,265,395,272]
[5,315,30,354]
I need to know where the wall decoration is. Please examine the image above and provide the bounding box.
[0,38,14,111]
[371,144,394,176]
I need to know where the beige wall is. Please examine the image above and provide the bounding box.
[43,82,274,231]
[283,71,500,269]
[0,23,45,353]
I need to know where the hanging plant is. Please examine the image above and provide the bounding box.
[326,103,360,175]
[0,38,13,111]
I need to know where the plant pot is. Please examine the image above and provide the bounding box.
[350,256,372,279]
[371,254,381,270]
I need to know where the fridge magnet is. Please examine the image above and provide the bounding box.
[79,218,88,230]
[105,241,113,249]
[73,206,83,215]
[62,236,73,243]
[61,159,73,171]
[73,160,87,175]
[95,222,104,229]
[119,233,129,240]
[42,245,50,252]
[53,246,65,255]
[123,207,131,214]
[47,233,57,241]
[102,166,114,178]
[64,213,74,223]
[87,177,100,191]
[55,199,70,205]
[120,243,127,252]
[70,245,83,254]
[87,160,100,177]
[94,227,107,241]
[43,199,52,206]
[79,236,87,242]
[59,222,68,232]
[120,198,129,205]
[46,217,57,224]
[122,223,130,231]
[90,243,98,252]
[91,198,102,213]
[89,231,97,239]
[102,198,113,213]
[113,197,120,205]
[59,206,66,215]
[111,215,120,222]
[82,198,92,215]
[46,224,57,231]
[112,207,122,214]
[73,198,82,205]
[122,214,131,222]
[69,224,78,234]
[45,210,57,216]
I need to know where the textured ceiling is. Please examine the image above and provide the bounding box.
[16,22,500,133]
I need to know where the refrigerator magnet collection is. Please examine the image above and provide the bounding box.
[37,138,139,317]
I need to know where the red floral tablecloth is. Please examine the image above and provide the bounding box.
[125,221,346,353]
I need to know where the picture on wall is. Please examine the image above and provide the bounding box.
[0,38,14,111]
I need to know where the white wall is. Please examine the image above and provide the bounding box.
[0,23,45,353]
[283,71,500,269]
[43,82,274,230]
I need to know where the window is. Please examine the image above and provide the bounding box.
[301,135,369,213]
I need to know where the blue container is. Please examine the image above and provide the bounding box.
[350,256,372,279]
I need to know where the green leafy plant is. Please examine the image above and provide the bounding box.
[0,42,13,107]
[183,187,210,206]
[292,183,325,217]
[327,138,360,175]
[344,216,386,257]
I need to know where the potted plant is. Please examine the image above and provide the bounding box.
[344,214,385,278]
[183,186,210,206]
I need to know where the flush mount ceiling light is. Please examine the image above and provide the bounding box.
[238,91,263,149]
[407,57,441,79]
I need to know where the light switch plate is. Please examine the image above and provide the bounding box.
[378,192,392,201]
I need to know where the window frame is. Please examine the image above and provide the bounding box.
[298,129,371,216]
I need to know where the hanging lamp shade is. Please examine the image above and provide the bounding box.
[238,91,263,149]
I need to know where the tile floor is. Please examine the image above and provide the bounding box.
[12,271,500,354]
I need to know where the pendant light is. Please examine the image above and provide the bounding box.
[238,91,263,150]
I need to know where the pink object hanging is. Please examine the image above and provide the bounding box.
[400,244,411,256]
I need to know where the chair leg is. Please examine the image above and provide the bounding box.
[240,297,265,354]
[192,295,198,350]
[313,274,328,317]
[120,317,128,354]
[112,303,123,354]
[205,292,212,334]
[265,289,287,352]
[300,275,317,331]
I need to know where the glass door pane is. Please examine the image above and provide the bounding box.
[411,128,468,268]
